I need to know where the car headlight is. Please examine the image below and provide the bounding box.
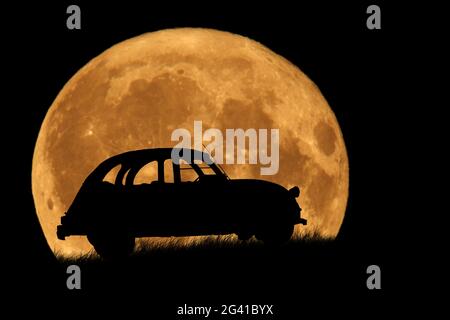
[289,186,300,198]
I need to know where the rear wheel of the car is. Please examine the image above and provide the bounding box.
[87,231,135,260]
[257,223,294,246]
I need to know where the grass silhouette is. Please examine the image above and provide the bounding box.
[54,230,345,302]
[56,231,333,265]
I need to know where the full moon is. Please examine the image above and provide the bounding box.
[32,28,349,256]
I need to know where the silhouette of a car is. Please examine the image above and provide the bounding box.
[57,148,306,258]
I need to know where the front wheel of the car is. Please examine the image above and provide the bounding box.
[87,231,135,260]
[257,223,294,246]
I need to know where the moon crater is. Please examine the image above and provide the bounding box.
[314,120,337,156]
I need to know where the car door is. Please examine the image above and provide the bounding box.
[173,160,231,235]
[123,159,170,235]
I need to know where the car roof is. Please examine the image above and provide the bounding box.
[85,148,212,182]
[105,148,209,163]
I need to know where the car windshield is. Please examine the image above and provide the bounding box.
[179,160,217,182]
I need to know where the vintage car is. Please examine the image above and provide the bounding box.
[57,148,306,258]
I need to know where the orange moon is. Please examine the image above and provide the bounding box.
[32,28,349,256]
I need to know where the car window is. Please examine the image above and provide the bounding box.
[122,168,132,185]
[179,160,216,182]
[134,161,158,185]
[198,163,216,175]
[164,160,174,183]
[180,164,199,182]
[102,164,122,184]
[194,159,217,176]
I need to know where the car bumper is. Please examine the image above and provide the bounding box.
[57,214,70,240]
[57,224,66,240]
